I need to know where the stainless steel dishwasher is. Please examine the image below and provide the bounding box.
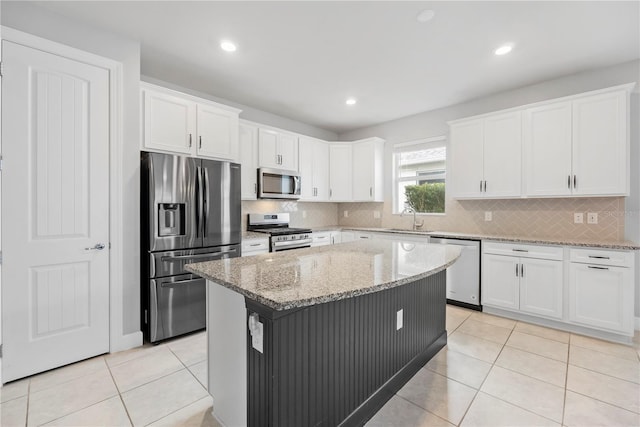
[429,237,481,310]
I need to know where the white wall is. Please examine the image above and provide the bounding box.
[339,60,640,320]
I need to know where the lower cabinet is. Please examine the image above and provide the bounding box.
[311,232,332,247]
[242,238,269,257]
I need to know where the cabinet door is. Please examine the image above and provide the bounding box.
[482,254,519,310]
[329,144,353,201]
[450,119,484,198]
[352,142,374,201]
[258,129,279,168]
[519,258,563,319]
[143,89,195,154]
[313,141,330,200]
[483,111,522,197]
[239,123,258,200]
[330,231,342,245]
[196,104,238,160]
[298,137,315,200]
[569,263,633,334]
[523,101,572,196]
[572,91,628,196]
[279,132,299,171]
[311,232,332,247]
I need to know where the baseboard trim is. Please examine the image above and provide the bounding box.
[111,331,143,353]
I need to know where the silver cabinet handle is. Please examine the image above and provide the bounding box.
[512,249,528,252]
[85,243,106,251]
[330,189,332,197]
[588,255,610,260]
[568,175,571,189]
[573,175,577,189]
[483,181,487,192]
[199,135,202,149]
[189,134,193,148]
[515,263,519,277]
[520,264,524,277]
[480,180,483,192]
[588,265,609,270]
[249,243,263,247]
[254,183,257,194]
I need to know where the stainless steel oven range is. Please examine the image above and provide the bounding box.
[247,213,312,252]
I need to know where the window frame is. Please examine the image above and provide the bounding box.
[392,135,447,215]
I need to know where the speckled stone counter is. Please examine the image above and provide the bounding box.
[185,239,461,311]
[242,231,268,240]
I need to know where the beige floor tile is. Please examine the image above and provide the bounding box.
[446,331,503,363]
[41,396,131,426]
[425,348,492,389]
[0,395,27,426]
[27,369,118,426]
[458,319,513,345]
[366,395,454,427]
[446,308,472,335]
[570,334,638,361]
[105,343,161,368]
[514,322,570,343]
[506,331,568,362]
[167,332,207,367]
[495,346,567,387]
[0,378,29,403]
[563,391,640,427]
[121,369,208,426]
[469,312,517,329]
[109,347,184,392]
[480,366,565,422]
[148,396,221,427]
[30,356,108,393]
[188,361,207,388]
[569,345,640,384]
[397,369,476,425]
[460,392,560,427]
[566,365,639,414]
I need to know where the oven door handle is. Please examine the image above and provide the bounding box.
[272,238,314,248]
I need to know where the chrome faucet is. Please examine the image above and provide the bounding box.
[401,206,424,231]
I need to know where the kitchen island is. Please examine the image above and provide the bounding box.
[186,240,461,427]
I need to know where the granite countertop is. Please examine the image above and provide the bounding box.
[186,240,461,311]
[242,231,269,240]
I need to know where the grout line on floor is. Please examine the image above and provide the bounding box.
[105,354,135,427]
[24,377,31,427]
[393,393,457,426]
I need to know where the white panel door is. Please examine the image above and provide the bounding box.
[572,91,628,196]
[298,137,316,200]
[483,111,522,197]
[258,128,279,168]
[450,119,484,198]
[519,258,563,319]
[196,103,239,161]
[482,254,519,310]
[2,41,110,382]
[143,88,195,155]
[278,132,299,171]
[352,142,374,201]
[523,101,572,196]
[239,123,259,200]
[329,144,353,201]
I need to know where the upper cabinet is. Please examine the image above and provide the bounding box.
[299,136,330,201]
[329,144,353,201]
[352,138,385,202]
[258,128,298,171]
[450,83,633,199]
[450,111,522,199]
[141,83,241,160]
[239,121,259,200]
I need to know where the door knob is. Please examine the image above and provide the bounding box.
[85,243,106,251]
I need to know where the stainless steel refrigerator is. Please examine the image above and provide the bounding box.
[141,152,241,343]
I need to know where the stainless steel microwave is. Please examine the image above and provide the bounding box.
[258,168,301,199]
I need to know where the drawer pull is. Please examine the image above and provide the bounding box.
[588,266,609,270]
[249,243,262,247]
[515,263,519,277]
[512,249,528,252]
[588,255,610,259]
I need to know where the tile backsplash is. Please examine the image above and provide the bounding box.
[241,201,339,231]
[338,197,628,241]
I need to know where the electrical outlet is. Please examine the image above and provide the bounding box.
[344,210,349,218]
[396,309,403,330]
[484,211,492,221]
[574,213,584,224]
[587,212,598,224]
[302,210,307,219]
[373,211,381,219]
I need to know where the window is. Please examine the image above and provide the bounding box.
[393,137,446,214]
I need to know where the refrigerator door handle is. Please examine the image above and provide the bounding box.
[203,167,210,238]
[196,165,204,238]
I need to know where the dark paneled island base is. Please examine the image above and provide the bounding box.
[246,270,447,427]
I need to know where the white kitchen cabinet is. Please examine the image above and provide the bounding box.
[341,231,355,242]
[568,248,634,335]
[242,238,269,257]
[299,136,330,201]
[311,231,332,247]
[330,231,342,245]
[329,144,353,201]
[352,138,384,202]
[450,111,521,199]
[239,121,259,200]
[482,242,563,319]
[258,128,298,171]
[141,83,241,160]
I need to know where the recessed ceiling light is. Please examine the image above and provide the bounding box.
[346,98,357,106]
[494,44,513,56]
[416,9,436,23]
[220,40,237,52]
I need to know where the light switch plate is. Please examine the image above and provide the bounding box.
[344,210,349,218]
[484,211,492,221]
[587,212,598,224]
[302,210,307,219]
[373,211,381,219]
[574,213,584,224]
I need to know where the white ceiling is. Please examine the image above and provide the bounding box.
[29,1,640,134]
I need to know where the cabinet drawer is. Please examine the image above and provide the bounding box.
[242,239,269,253]
[312,232,332,246]
[483,241,563,260]
[570,248,632,267]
